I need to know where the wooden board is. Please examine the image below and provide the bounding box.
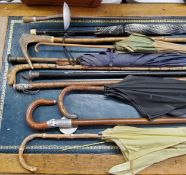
[1,4,186,174]
[1,154,186,174]
[0,17,8,70]
[0,4,186,17]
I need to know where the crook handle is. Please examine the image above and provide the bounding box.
[19,133,101,172]
[58,85,104,119]
[26,99,57,130]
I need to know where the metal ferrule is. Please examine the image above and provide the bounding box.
[13,84,32,91]
[29,71,40,79]
[46,118,72,128]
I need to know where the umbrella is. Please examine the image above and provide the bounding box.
[35,33,186,55]
[114,33,186,53]
[58,75,186,119]
[19,126,186,174]
[31,23,186,36]
[77,51,186,67]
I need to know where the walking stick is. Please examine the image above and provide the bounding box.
[19,33,186,69]
[26,98,186,131]
[8,63,186,86]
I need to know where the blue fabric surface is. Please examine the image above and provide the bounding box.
[77,52,186,66]
[1,17,186,154]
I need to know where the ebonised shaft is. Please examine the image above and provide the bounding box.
[27,70,186,81]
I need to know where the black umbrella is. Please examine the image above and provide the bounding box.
[105,75,186,119]
[58,75,186,120]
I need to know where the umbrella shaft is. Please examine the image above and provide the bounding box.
[14,80,120,91]
[35,30,96,36]
[29,71,186,80]
[8,56,69,64]
[72,117,186,126]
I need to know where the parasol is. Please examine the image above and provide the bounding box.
[19,126,186,174]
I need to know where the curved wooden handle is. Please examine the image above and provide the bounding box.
[26,99,56,130]
[58,85,104,118]
[19,133,101,172]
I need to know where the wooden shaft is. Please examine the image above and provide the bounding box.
[61,36,186,44]
[156,37,186,43]
[35,42,113,51]
[26,98,186,132]
[33,35,186,44]
[54,37,126,44]
[72,117,186,126]
[25,80,119,89]
[22,15,63,23]
[8,56,69,64]
[8,63,186,86]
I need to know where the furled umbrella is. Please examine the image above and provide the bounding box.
[114,33,186,53]
[58,75,186,120]
[77,51,186,67]
[35,33,186,55]
[19,126,186,174]
[30,23,186,36]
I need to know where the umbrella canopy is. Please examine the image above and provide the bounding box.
[114,33,186,53]
[96,24,186,36]
[102,126,186,175]
[104,75,186,119]
[19,126,186,174]
[77,51,186,67]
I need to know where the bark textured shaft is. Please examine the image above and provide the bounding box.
[8,56,69,64]
[14,80,119,91]
[19,133,101,172]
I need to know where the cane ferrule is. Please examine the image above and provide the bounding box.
[47,118,72,128]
